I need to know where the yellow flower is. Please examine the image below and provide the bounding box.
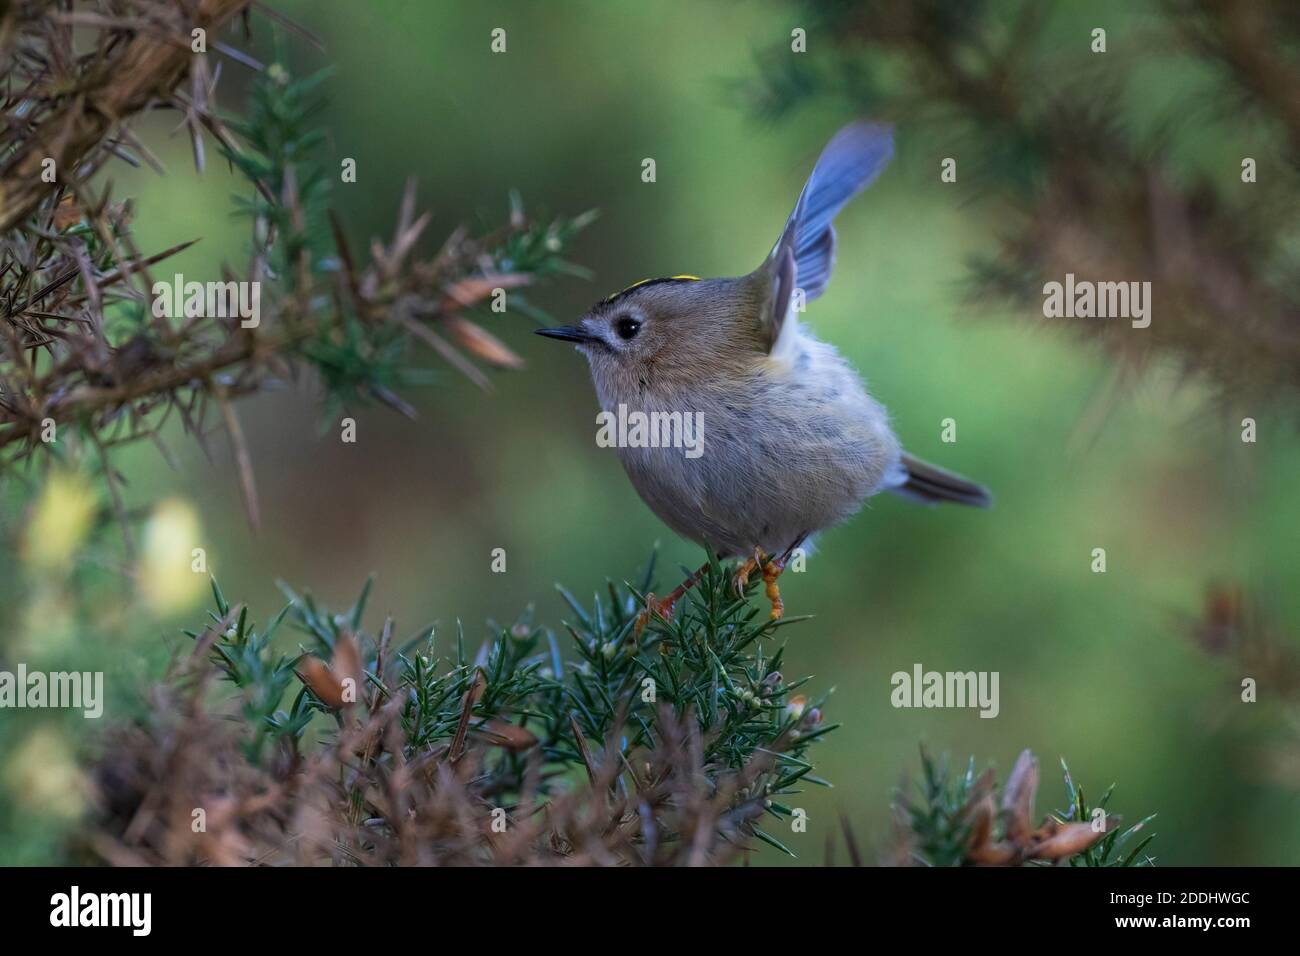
[18,587,77,657]
[21,471,99,571]
[4,725,86,821]
[138,498,206,616]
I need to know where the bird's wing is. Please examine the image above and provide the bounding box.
[758,122,894,354]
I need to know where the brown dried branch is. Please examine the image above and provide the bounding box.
[0,0,252,233]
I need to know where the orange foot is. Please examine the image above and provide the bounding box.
[762,556,787,620]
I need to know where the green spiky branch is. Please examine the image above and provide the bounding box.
[893,748,1156,867]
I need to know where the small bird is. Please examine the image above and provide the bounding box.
[537,121,990,625]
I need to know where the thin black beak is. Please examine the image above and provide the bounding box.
[535,325,596,344]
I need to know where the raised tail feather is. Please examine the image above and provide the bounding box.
[889,452,992,508]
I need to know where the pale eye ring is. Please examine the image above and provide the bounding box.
[614,315,642,340]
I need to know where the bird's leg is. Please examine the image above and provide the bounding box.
[761,556,786,621]
[636,561,711,637]
[761,534,808,621]
[733,549,763,598]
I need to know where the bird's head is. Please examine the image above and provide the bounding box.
[536,273,773,402]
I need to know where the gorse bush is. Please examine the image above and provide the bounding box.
[90,557,834,865]
[0,3,593,520]
[0,0,591,863]
[86,559,1156,866]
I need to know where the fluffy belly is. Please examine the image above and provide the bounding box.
[616,398,899,556]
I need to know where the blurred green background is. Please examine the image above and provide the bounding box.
[2,0,1298,865]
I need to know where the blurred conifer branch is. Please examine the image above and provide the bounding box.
[88,557,832,865]
[1190,583,1300,695]
[744,0,1300,408]
[0,2,593,524]
[1187,584,1300,790]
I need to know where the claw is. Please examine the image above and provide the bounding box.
[733,556,759,597]
[633,560,713,638]
[634,592,677,638]
[736,549,786,619]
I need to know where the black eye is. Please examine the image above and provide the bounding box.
[614,315,642,340]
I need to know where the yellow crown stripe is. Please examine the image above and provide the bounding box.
[605,274,701,301]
